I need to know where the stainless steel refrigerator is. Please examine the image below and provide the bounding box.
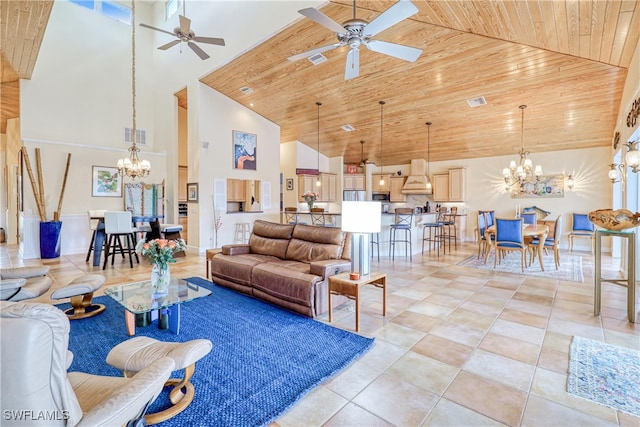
[343,190,366,201]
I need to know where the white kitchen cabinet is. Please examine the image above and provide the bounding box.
[344,174,365,191]
[432,174,449,202]
[389,176,406,202]
[449,168,466,202]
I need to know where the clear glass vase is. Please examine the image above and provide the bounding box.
[307,201,314,211]
[151,263,171,294]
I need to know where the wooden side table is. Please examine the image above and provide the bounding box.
[205,248,222,280]
[594,229,636,323]
[328,272,387,332]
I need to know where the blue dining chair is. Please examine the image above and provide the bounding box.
[529,215,563,269]
[494,218,527,272]
[568,213,595,253]
[520,212,537,225]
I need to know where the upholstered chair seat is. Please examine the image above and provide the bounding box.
[0,265,52,301]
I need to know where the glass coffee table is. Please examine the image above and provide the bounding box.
[104,278,211,336]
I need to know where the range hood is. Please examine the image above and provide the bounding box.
[401,159,433,195]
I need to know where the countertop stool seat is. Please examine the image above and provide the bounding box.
[51,274,106,319]
[106,336,213,425]
[389,209,413,261]
[160,224,185,257]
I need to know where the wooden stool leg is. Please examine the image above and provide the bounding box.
[144,364,197,425]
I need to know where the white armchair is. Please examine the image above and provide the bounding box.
[0,265,52,301]
[0,302,174,426]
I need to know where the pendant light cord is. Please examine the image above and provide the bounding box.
[379,100,385,174]
[426,122,431,176]
[131,0,136,147]
[316,102,321,179]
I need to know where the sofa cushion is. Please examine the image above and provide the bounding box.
[252,261,321,309]
[249,221,295,259]
[210,253,278,288]
[285,224,345,262]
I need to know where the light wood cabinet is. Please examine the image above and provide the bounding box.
[433,174,449,202]
[226,178,245,202]
[344,174,365,191]
[432,168,467,202]
[298,175,316,201]
[320,173,337,202]
[371,174,391,192]
[389,176,406,202]
[449,168,466,202]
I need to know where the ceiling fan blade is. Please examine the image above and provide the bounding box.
[287,43,342,62]
[367,40,422,62]
[298,8,347,34]
[193,36,226,46]
[188,41,210,60]
[139,22,175,37]
[158,39,181,50]
[363,0,418,37]
[345,48,360,80]
[179,15,191,35]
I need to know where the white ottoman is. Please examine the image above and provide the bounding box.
[106,336,213,425]
[51,274,106,319]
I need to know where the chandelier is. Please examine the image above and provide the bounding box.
[117,0,150,179]
[502,105,542,189]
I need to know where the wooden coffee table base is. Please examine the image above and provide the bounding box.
[328,272,387,332]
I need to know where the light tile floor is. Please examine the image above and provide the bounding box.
[1,242,638,426]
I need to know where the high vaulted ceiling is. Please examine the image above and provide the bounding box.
[1,1,639,167]
[201,0,640,166]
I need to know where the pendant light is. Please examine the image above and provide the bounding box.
[117,0,150,179]
[316,101,322,187]
[379,100,385,186]
[426,122,432,190]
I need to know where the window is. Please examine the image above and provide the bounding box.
[165,0,179,21]
[68,0,131,25]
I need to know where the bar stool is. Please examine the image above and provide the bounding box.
[442,207,458,250]
[370,232,380,262]
[234,223,251,244]
[310,208,326,226]
[389,208,413,261]
[284,207,306,225]
[85,209,106,262]
[422,212,446,256]
[102,211,139,269]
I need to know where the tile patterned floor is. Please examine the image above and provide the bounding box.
[1,242,638,426]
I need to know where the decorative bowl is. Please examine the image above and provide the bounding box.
[588,209,640,231]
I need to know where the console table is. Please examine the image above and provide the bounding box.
[328,272,386,332]
[594,229,636,323]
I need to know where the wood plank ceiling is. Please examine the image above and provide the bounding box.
[200,0,640,166]
[0,0,54,133]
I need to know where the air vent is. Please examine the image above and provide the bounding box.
[467,96,487,107]
[239,86,253,94]
[308,53,327,65]
[124,128,146,145]
[341,124,355,132]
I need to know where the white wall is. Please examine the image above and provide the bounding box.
[197,83,281,249]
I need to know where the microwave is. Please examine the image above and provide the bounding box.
[372,193,390,201]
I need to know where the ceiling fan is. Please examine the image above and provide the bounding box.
[358,140,368,167]
[288,0,422,80]
[139,2,225,60]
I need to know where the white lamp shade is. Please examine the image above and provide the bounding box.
[342,201,381,233]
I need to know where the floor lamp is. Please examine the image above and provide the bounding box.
[342,201,382,277]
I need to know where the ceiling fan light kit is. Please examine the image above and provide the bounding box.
[139,1,225,60]
[288,0,422,80]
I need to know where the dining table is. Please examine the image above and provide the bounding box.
[90,213,164,267]
[484,223,549,271]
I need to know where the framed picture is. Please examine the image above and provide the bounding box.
[233,130,257,170]
[187,182,199,202]
[286,178,294,191]
[511,175,565,199]
[346,164,358,173]
[92,166,122,197]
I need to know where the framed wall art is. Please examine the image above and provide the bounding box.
[92,166,122,197]
[232,130,257,170]
[286,178,294,191]
[511,175,565,199]
[187,182,199,202]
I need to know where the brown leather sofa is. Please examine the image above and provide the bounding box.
[211,220,351,317]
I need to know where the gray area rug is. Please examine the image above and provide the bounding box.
[568,336,640,416]
[457,252,583,282]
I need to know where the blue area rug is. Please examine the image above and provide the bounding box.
[61,277,374,426]
[568,336,640,416]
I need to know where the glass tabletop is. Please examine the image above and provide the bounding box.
[104,278,211,314]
